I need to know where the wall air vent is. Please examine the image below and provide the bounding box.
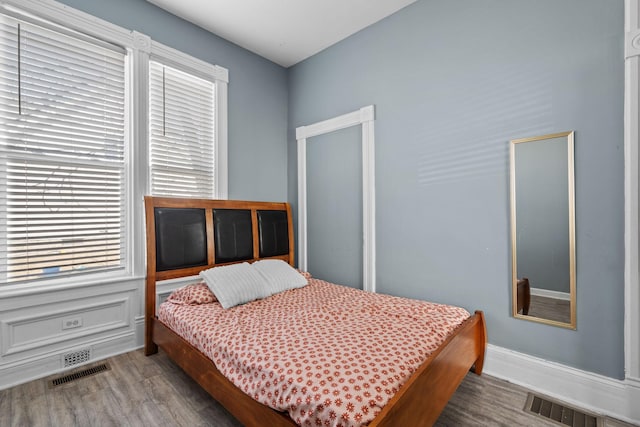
[63,348,91,367]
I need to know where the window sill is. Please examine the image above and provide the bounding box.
[0,272,145,299]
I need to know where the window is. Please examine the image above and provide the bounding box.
[0,14,127,283]
[149,61,215,198]
[0,0,228,288]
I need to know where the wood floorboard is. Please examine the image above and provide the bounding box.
[0,388,10,425]
[0,349,635,427]
[527,295,571,324]
[52,387,92,427]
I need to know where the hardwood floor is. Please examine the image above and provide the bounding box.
[0,349,635,427]
[527,295,571,324]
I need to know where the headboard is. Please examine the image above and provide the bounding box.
[144,196,294,351]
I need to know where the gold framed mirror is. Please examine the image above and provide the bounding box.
[510,131,576,329]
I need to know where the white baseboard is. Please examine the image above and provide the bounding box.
[530,287,571,301]
[484,344,640,425]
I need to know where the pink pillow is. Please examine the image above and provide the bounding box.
[167,282,217,305]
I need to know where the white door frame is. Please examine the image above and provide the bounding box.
[296,105,376,292]
[625,0,640,382]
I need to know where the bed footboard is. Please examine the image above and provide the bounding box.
[148,311,486,427]
[152,317,297,427]
[370,311,487,427]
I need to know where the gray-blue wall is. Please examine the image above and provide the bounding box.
[288,0,625,379]
[306,127,363,288]
[57,0,289,203]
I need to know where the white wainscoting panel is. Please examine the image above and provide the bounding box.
[3,297,130,356]
[134,276,196,348]
[0,278,142,390]
[0,331,135,390]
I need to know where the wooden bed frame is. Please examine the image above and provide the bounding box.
[144,196,487,427]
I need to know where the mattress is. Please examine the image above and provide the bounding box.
[159,278,470,427]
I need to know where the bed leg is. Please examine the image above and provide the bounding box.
[145,342,158,356]
[471,310,487,375]
[472,357,485,375]
[145,319,158,356]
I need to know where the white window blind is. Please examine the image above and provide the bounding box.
[149,61,215,198]
[0,14,126,283]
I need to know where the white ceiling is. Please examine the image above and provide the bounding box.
[146,0,416,68]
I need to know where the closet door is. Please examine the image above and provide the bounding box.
[306,126,363,289]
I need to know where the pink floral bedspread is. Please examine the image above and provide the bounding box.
[159,278,470,427]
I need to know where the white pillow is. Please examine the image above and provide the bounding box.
[199,262,269,309]
[252,259,308,295]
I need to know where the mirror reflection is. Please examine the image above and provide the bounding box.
[510,131,576,329]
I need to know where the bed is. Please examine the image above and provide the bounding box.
[144,196,487,426]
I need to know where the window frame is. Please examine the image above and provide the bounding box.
[0,0,228,295]
[0,14,129,285]
[147,41,228,199]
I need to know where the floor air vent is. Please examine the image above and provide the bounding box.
[49,363,110,388]
[525,393,603,427]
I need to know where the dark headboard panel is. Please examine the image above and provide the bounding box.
[257,210,289,258]
[144,197,294,282]
[213,209,253,263]
[154,208,208,271]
